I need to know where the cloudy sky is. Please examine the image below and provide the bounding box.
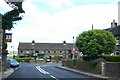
[0,0,119,51]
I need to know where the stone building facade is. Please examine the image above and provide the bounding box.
[18,42,76,58]
[105,20,120,54]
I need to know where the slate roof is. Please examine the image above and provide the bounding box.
[18,42,75,51]
[105,25,120,36]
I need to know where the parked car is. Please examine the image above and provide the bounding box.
[7,59,19,68]
[46,56,51,62]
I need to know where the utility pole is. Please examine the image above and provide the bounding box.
[63,40,66,59]
[72,36,75,60]
[92,24,93,30]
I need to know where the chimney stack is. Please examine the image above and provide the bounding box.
[111,20,117,28]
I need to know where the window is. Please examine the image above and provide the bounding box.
[44,50,46,53]
[35,51,39,53]
[116,40,119,45]
[60,51,62,53]
[48,50,50,53]
[21,50,23,53]
[26,50,29,54]
[54,51,56,53]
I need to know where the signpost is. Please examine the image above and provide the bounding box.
[72,48,76,60]
[5,33,12,42]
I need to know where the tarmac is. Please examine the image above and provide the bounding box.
[0,65,119,80]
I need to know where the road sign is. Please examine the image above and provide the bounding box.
[5,33,12,42]
[72,48,76,54]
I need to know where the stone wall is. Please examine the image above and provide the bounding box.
[62,60,102,74]
[104,62,120,78]
[62,60,120,78]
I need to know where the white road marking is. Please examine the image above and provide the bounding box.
[36,66,49,74]
[36,66,59,80]
[14,66,21,70]
[50,75,59,80]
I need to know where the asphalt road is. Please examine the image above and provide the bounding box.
[4,63,105,80]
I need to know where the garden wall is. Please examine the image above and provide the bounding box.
[62,60,102,74]
[62,60,120,78]
[104,62,120,78]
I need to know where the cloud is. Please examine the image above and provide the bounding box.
[6,0,118,51]
[31,0,74,10]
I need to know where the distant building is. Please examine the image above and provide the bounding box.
[18,41,76,58]
[105,20,120,54]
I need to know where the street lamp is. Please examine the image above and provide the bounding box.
[32,40,35,55]
[32,40,37,60]
[63,41,66,59]
[72,36,75,60]
[73,36,74,48]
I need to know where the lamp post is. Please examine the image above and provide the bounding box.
[73,36,74,48]
[72,36,75,60]
[63,41,66,59]
[32,40,35,59]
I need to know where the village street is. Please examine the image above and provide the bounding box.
[4,63,105,80]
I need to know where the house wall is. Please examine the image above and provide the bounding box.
[18,49,65,57]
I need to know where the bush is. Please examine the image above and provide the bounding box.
[76,29,116,57]
[103,56,120,62]
[38,54,45,58]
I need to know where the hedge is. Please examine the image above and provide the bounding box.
[103,56,120,62]
[15,58,34,63]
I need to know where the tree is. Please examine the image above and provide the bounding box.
[1,0,25,71]
[75,29,116,57]
[2,0,25,52]
[2,1,25,30]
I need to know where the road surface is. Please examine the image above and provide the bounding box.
[4,63,105,80]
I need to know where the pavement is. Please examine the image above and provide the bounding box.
[0,68,14,80]
[56,66,119,80]
[0,64,119,80]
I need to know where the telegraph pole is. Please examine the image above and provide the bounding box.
[72,36,75,60]
[92,24,93,30]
